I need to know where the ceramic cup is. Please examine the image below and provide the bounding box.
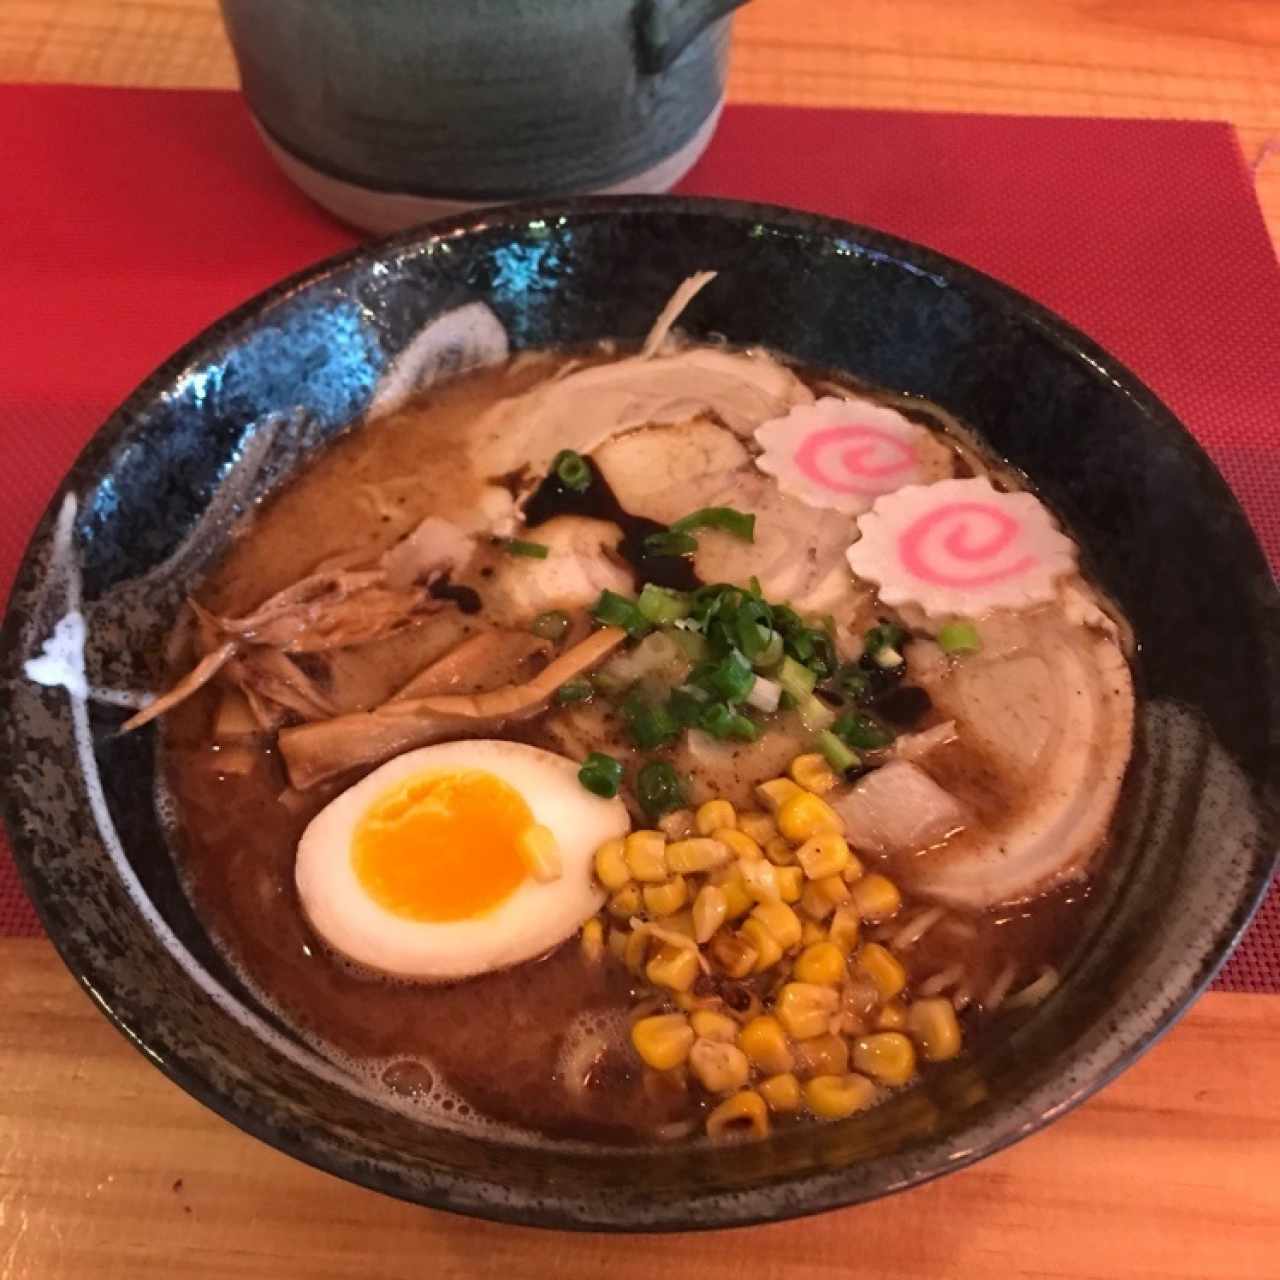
[217,0,746,233]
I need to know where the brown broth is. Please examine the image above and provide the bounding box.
[162,356,1100,1145]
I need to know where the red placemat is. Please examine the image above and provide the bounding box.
[1,87,1277,990]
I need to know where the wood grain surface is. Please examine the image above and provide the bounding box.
[2,0,1278,245]
[2,2,1279,1274]
[2,939,1278,1278]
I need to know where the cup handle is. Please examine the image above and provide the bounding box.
[634,0,750,75]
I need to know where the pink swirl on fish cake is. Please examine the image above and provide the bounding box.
[794,424,919,496]
[898,501,1037,588]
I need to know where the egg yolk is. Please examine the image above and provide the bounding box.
[351,769,533,922]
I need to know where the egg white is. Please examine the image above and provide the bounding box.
[295,740,629,981]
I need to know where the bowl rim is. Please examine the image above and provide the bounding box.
[3,193,1278,1232]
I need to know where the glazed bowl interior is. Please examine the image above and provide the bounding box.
[2,198,1277,1231]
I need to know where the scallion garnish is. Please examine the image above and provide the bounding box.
[637,582,692,624]
[591,589,651,637]
[698,702,758,742]
[863,621,907,656]
[642,529,699,557]
[554,677,593,705]
[622,691,680,749]
[816,729,860,772]
[669,506,756,541]
[833,711,894,750]
[532,609,570,641]
[578,752,622,798]
[501,537,549,559]
[938,620,982,655]
[777,655,817,704]
[636,760,689,818]
[704,648,756,703]
[552,449,591,493]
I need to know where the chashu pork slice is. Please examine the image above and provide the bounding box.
[593,419,872,621]
[835,607,1134,909]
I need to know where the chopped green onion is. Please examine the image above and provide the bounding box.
[864,621,907,656]
[636,760,689,818]
[591,589,651,637]
[669,506,756,542]
[832,663,871,702]
[816,729,860,772]
[746,674,781,714]
[938,620,982,655]
[642,529,699,557]
[531,609,570,641]
[833,711,894,750]
[501,537,549,559]
[705,649,756,703]
[637,583,691,624]
[622,692,680,749]
[668,684,710,727]
[699,702,758,742]
[752,628,784,671]
[669,629,708,662]
[777,655,818,703]
[553,449,591,493]
[578,752,622,798]
[873,645,904,670]
[797,693,836,732]
[554,677,594,705]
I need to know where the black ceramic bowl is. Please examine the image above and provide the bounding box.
[2,198,1277,1231]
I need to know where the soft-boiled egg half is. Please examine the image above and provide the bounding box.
[296,740,630,980]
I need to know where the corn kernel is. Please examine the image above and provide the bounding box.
[643,875,688,918]
[631,1013,694,1071]
[593,839,630,891]
[853,1032,917,1085]
[714,867,754,920]
[717,828,764,861]
[850,873,902,922]
[662,909,696,940]
[695,799,737,835]
[758,1072,802,1113]
[664,837,730,874]
[840,850,866,883]
[800,919,826,947]
[796,832,851,880]
[737,811,778,845]
[776,865,804,903]
[750,900,803,951]
[855,942,907,1000]
[737,1015,795,1074]
[793,1032,850,1078]
[607,883,642,920]
[764,836,797,866]
[624,928,651,975]
[709,928,758,978]
[657,807,695,840]
[877,1000,908,1030]
[755,777,804,814]
[692,884,728,943]
[607,926,629,963]
[691,1009,738,1043]
[775,982,840,1040]
[777,792,844,843]
[624,830,668,882]
[803,1073,877,1119]
[739,857,781,904]
[907,997,963,1062]
[815,874,850,908]
[689,1038,751,1093]
[799,881,835,921]
[705,1090,769,1140]
[738,917,784,973]
[646,943,701,992]
[789,752,838,795]
[793,941,847,986]
[580,918,604,963]
[828,906,862,953]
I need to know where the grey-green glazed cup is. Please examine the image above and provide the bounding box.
[217,0,747,232]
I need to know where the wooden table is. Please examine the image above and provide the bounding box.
[2,3,1279,1275]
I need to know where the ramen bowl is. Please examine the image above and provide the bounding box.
[2,198,1277,1230]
